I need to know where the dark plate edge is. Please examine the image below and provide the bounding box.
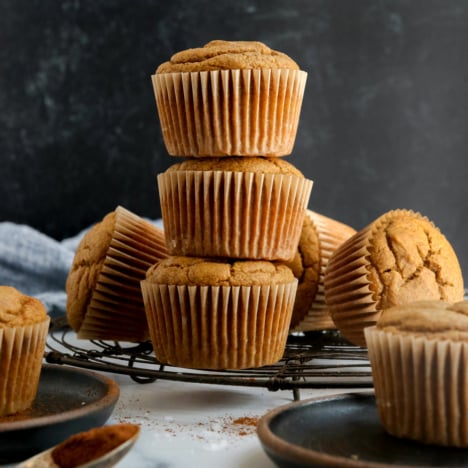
[256,391,421,468]
[0,364,120,433]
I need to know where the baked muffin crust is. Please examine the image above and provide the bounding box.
[145,256,295,287]
[66,211,115,331]
[156,40,299,73]
[0,285,47,327]
[286,215,321,327]
[165,156,304,177]
[366,210,464,309]
[376,300,468,341]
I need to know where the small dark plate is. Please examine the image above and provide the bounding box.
[257,392,468,468]
[0,364,120,464]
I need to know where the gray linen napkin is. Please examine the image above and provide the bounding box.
[0,222,75,317]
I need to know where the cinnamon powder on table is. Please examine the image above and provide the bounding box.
[51,423,139,468]
[232,416,259,436]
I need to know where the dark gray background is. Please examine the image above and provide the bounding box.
[1,0,468,277]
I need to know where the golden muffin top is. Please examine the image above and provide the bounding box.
[165,156,304,177]
[65,210,116,331]
[156,40,300,73]
[0,285,48,327]
[376,300,468,341]
[145,256,295,287]
[365,209,464,309]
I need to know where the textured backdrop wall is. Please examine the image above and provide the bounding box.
[1,0,468,277]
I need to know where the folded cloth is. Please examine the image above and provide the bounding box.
[0,218,164,317]
[0,222,75,317]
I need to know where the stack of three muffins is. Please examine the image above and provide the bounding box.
[141,41,313,369]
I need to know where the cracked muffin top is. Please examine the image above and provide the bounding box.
[0,286,48,327]
[366,210,464,309]
[377,300,468,341]
[164,156,304,177]
[156,40,299,73]
[145,256,295,287]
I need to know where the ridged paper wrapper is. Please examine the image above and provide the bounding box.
[152,69,307,157]
[0,317,50,416]
[141,280,298,370]
[76,206,168,342]
[365,326,468,447]
[158,170,313,261]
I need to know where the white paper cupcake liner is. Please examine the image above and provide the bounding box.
[76,206,168,342]
[158,170,312,261]
[152,69,307,156]
[0,318,50,416]
[323,235,376,344]
[365,326,468,447]
[141,280,298,370]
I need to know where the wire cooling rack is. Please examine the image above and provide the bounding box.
[45,316,372,400]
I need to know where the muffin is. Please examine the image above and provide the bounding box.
[66,206,168,342]
[287,210,356,331]
[324,209,464,347]
[364,300,468,447]
[141,256,298,369]
[158,157,313,262]
[0,286,50,416]
[152,40,307,157]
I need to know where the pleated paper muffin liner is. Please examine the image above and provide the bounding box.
[76,206,168,342]
[140,280,298,370]
[158,170,313,261]
[292,210,356,332]
[152,69,307,157]
[365,326,468,447]
[0,317,50,416]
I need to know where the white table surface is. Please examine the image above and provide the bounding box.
[105,370,359,468]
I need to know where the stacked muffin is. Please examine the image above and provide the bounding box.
[142,40,313,369]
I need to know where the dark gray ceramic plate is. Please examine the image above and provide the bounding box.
[257,392,468,468]
[0,364,120,464]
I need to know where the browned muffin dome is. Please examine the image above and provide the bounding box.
[156,40,299,73]
[0,285,47,327]
[165,156,304,177]
[145,256,295,287]
[376,300,468,341]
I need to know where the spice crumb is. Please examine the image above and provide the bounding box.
[232,416,259,427]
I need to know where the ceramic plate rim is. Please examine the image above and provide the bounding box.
[257,391,454,468]
[0,363,120,433]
